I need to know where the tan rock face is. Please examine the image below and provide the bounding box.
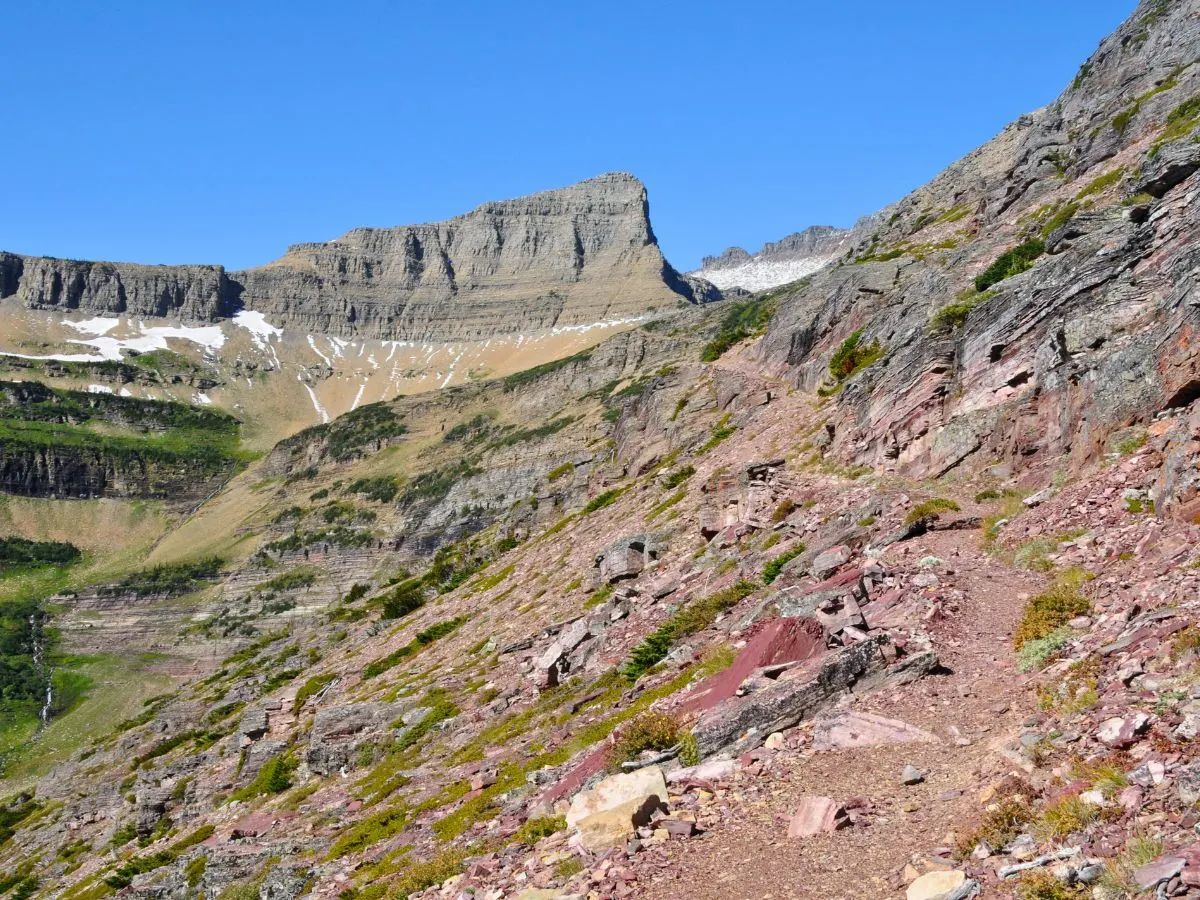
[905,870,966,900]
[565,765,668,851]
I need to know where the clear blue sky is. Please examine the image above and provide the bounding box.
[2,0,1134,273]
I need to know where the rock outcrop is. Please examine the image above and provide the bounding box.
[1,174,717,340]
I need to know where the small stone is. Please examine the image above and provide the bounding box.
[902,765,924,785]
[787,796,847,838]
[764,731,785,750]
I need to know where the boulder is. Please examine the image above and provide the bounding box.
[566,766,668,851]
[906,870,966,900]
[812,711,939,751]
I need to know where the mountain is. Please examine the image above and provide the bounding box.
[1,173,717,342]
[8,2,1200,899]
[692,223,859,292]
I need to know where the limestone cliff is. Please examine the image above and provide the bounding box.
[0,173,717,340]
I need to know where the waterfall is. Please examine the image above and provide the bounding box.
[29,612,53,729]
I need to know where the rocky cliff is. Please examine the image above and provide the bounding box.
[0,174,717,340]
[754,0,1200,509]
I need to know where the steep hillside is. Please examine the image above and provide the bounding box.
[9,3,1200,900]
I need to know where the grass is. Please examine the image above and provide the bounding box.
[501,349,593,392]
[975,239,1045,292]
[700,296,777,362]
[1075,167,1124,200]
[697,415,736,455]
[622,580,757,681]
[584,487,627,514]
[1014,872,1087,900]
[929,290,994,333]
[362,617,466,679]
[953,796,1033,859]
[904,498,960,525]
[1013,575,1091,651]
[1159,94,1200,145]
[662,466,695,489]
[762,544,805,585]
[828,330,884,382]
[1035,795,1098,841]
[647,489,686,522]
[292,673,336,714]
[547,462,574,482]
[1040,202,1080,240]
[230,751,297,801]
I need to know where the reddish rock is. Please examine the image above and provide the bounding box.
[680,616,825,714]
[1096,713,1150,748]
[787,796,847,837]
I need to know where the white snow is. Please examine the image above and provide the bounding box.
[691,255,836,293]
[307,335,334,368]
[87,384,113,394]
[64,316,120,336]
[196,393,213,405]
[350,382,367,410]
[233,310,283,349]
[300,379,330,423]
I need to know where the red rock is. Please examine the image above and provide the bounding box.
[1134,856,1185,890]
[230,811,275,839]
[787,795,847,838]
[811,710,938,751]
[680,616,825,714]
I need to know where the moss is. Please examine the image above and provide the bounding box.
[762,544,806,585]
[904,498,960,525]
[975,239,1045,291]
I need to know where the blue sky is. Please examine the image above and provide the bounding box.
[2,0,1134,272]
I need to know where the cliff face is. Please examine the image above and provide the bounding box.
[754,0,1200,512]
[0,174,716,340]
[0,252,236,321]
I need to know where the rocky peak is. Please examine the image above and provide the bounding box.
[0,173,717,341]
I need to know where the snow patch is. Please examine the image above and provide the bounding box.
[692,256,836,292]
[87,384,113,394]
[233,310,283,349]
[64,316,120,336]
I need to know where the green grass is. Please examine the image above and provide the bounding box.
[697,415,736,455]
[1159,94,1200,145]
[1040,202,1080,239]
[1075,167,1124,199]
[904,498,960,525]
[975,239,1045,292]
[1013,576,1091,650]
[362,617,466,679]
[647,489,686,522]
[762,544,806,584]
[293,673,336,714]
[230,751,296,801]
[583,487,627,514]
[929,290,994,333]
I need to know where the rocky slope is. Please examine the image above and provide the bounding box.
[9,3,1200,899]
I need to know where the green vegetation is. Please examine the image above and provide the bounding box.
[98,557,223,598]
[102,824,215,888]
[1040,202,1080,240]
[662,466,695,489]
[230,751,296,801]
[328,805,410,859]
[399,458,481,508]
[954,796,1033,859]
[929,289,995,333]
[828,330,884,382]
[0,537,80,571]
[361,617,466,679]
[293,673,336,714]
[610,710,683,766]
[1160,93,1200,145]
[512,815,566,845]
[502,349,593,392]
[762,544,806,585]
[291,402,407,460]
[622,580,757,680]
[1017,627,1072,672]
[700,296,776,362]
[347,476,401,503]
[904,498,960,525]
[1013,574,1091,650]
[583,487,627,514]
[1076,167,1124,200]
[547,461,575,482]
[975,239,1045,292]
[647,488,686,522]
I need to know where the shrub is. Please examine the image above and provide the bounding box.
[662,466,695,489]
[610,711,682,766]
[762,544,806,585]
[700,297,776,362]
[0,537,81,571]
[1017,627,1072,672]
[1013,581,1091,650]
[953,797,1033,859]
[904,498,960,525]
[347,476,400,503]
[100,557,224,597]
[622,580,757,680]
[770,498,796,523]
[975,239,1045,291]
[1015,871,1087,900]
[828,330,884,381]
[502,349,593,392]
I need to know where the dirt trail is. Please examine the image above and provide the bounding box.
[635,529,1045,899]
